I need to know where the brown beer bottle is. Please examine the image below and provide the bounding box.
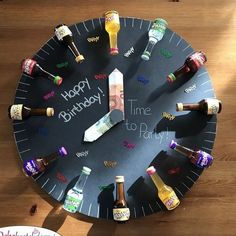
[54,24,84,63]
[113,176,130,223]
[8,104,54,120]
[23,147,68,177]
[176,98,222,115]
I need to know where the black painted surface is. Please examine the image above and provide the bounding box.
[12,17,217,219]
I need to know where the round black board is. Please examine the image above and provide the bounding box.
[12,17,217,219]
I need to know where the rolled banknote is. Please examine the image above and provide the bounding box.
[109,68,124,116]
[84,109,124,142]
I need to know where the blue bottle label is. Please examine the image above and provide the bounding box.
[23,159,40,176]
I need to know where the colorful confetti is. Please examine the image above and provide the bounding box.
[43,91,55,100]
[168,167,180,175]
[87,36,100,42]
[104,160,117,168]
[162,112,175,120]
[124,46,134,57]
[160,48,172,59]
[137,75,149,85]
[123,140,136,149]
[94,74,108,80]
[56,61,69,68]
[56,172,68,183]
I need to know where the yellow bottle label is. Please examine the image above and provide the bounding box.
[162,191,180,210]
[113,208,130,221]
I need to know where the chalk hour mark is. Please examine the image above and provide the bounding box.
[149,203,154,213]
[17,88,28,93]
[98,18,102,29]
[16,138,28,143]
[182,44,191,52]
[35,54,45,61]
[174,187,184,197]
[132,18,134,28]
[124,18,127,27]
[13,122,25,126]
[186,176,195,184]
[42,178,50,188]
[176,37,182,47]
[147,21,152,30]
[74,24,81,36]
[46,42,55,51]
[51,37,60,45]
[88,203,92,216]
[19,81,30,86]
[169,32,175,43]
[19,148,31,154]
[181,182,190,191]
[191,170,200,177]
[205,139,214,143]
[48,184,56,194]
[139,19,143,29]
[141,206,146,216]
[197,71,208,77]
[91,19,95,30]
[97,204,100,218]
[79,200,84,212]
[15,96,27,100]
[201,146,212,152]
[40,48,50,55]
[156,201,162,210]
[14,129,26,134]
[83,21,89,32]
[34,172,45,181]
[201,80,211,86]
[133,207,137,218]
[204,88,214,93]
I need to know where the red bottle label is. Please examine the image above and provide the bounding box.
[22,59,36,75]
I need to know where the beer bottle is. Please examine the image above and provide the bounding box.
[63,166,91,213]
[141,18,168,61]
[23,147,68,177]
[167,51,207,83]
[21,58,63,86]
[8,104,54,120]
[54,24,85,63]
[176,98,222,115]
[169,140,213,168]
[105,10,120,55]
[113,176,130,223]
[146,166,180,210]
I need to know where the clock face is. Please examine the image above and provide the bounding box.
[12,17,217,219]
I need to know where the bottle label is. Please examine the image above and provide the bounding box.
[197,151,213,168]
[22,59,36,75]
[23,159,40,176]
[105,12,119,24]
[113,208,130,221]
[163,191,180,210]
[10,104,23,120]
[55,25,72,41]
[206,98,220,114]
[190,52,206,68]
[63,190,83,213]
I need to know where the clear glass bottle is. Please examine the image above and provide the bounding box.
[63,166,91,213]
[113,176,130,223]
[23,147,68,177]
[146,166,180,210]
[169,140,213,168]
[141,18,168,61]
[105,10,120,55]
[21,58,63,86]
[8,104,54,120]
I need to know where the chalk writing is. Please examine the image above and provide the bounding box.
[162,112,175,120]
[104,160,117,168]
[124,47,134,57]
[61,78,91,101]
[87,36,99,42]
[56,61,69,68]
[76,150,89,158]
[128,99,151,116]
[184,84,196,93]
[160,48,172,59]
[94,74,108,80]
[137,75,149,85]
[123,140,136,149]
[43,91,55,100]
[56,172,68,183]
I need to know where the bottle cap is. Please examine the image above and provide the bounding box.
[58,147,68,156]
[167,73,176,83]
[104,10,119,16]
[141,52,150,61]
[115,176,124,183]
[46,108,54,117]
[54,76,63,86]
[146,166,156,176]
[176,103,184,111]
[82,166,92,175]
[75,55,85,63]
[110,48,119,55]
[154,18,168,27]
[169,140,177,149]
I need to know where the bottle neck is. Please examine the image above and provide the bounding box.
[64,36,80,57]
[150,172,165,190]
[173,64,191,79]
[182,103,200,111]
[142,40,157,58]
[174,144,194,158]
[29,108,48,116]
[73,172,89,193]
[108,33,118,54]
[116,182,126,202]
[42,151,59,165]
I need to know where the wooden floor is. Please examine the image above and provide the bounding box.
[0,0,236,235]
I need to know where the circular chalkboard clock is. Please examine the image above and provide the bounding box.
[12,17,217,219]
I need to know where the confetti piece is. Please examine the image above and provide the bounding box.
[137,75,149,85]
[124,47,134,57]
[87,36,100,42]
[104,160,117,168]
[184,84,196,93]
[56,172,68,183]
[160,48,172,59]
[162,112,175,120]
[30,204,37,216]
[168,167,180,175]
[94,74,108,80]
[43,91,55,100]
[123,140,136,149]
[56,62,69,68]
